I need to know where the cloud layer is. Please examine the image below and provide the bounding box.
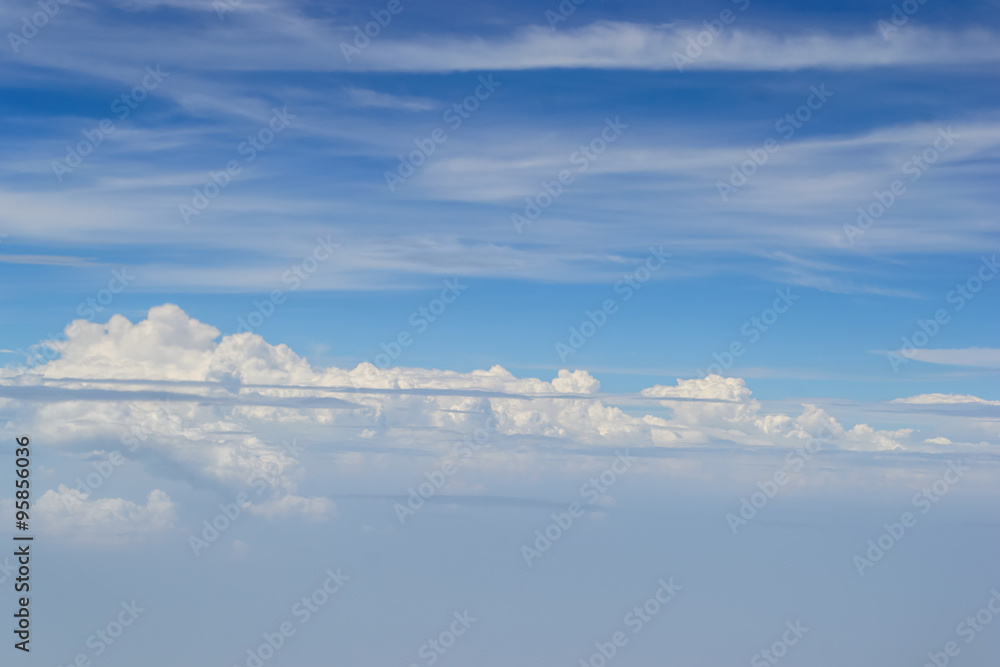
[2,304,997,542]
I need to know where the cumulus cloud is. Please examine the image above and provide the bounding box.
[33,303,222,381]
[642,377,914,451]
[0,305,973,458]
[33,487,177,540]
[643,375,761,428]
[0,303,993,538]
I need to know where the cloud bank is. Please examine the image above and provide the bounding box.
[2,305,997,541]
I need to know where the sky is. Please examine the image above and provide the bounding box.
[1,0,999,665]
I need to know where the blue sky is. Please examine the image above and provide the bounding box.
[1,0,999,665]
[1,0,999,402]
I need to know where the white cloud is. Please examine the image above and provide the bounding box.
[4,117,994,297]
[892,348,1000,368]
[36,304,221,380]
[0,305,971,458]
[642,377,916,451]
[338,24,1000,73]
[247,495,336,521]
[344,88,437,112]
[643,375,761,427]
[19,13,1000,76]
[892,393,1000,406]
[1,303,993,531]
[33,487,177,540]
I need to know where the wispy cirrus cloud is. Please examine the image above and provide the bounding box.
[8,11,1000,77]
[890,347,1000,368]
[343,87,437,111]
[332,24,1000,73]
